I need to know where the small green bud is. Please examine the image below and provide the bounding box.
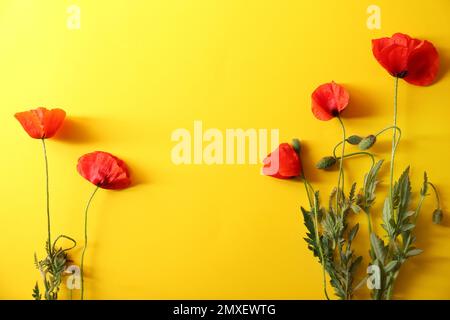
[316,156,337,169]
[432,209,443,224]
[292,138,301,154]
[358,135,376,150]
[347,135,363,145]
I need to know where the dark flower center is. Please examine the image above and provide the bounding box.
[396,70,408,78]
[331,109,340,117]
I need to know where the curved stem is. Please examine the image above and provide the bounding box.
[332,141,343,159]
[80,186,100,300]
[427,182,441,209]
[336,116,346,213]
[336,152,375,167]
[389,77,399,210]
[413,193,426,224]
[375,125,402,138]
[41,139,52,255]
[331,126,401,159]
[53,234,77,253]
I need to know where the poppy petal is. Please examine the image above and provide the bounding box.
[15,110,45,138]
[263,143,301,179]
[42,108,66,138]
[14,107,66,139]
[377,44,409,76]
[404,40,439,86]
[311,82,349,121]
[372,33,439,86]
[77,151,131,190]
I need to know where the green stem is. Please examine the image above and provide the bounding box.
[427,182,441,209]
[336,152,375,167]
[375,125,402,138]
[312,194,330,300]
[336,116,346,212]
[339,150,376,256]
[298,150,314,208]
[80,186,100,300]
[41,139,52,255]
[332,141,343,159]
[385,78,401,300]
[388,188,429,298]
[389,77,399,211]
[331,125,401,159]
[413,193,427,224]
[386,269,400,300]
[302,175,314,208]
[299,165,329,300]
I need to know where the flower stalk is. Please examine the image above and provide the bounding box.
[389,77,400,210]
[41,138,52,255]
[336,116,346,212]
[80,186,100,300]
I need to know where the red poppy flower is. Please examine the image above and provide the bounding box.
[311,81,349,121]
[77,151,131,190]
[372,33,439,86]
[15,107,66,139]
[263,143,302,179]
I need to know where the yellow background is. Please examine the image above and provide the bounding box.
[1,0,449,299]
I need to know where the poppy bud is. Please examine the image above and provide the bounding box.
[358,135,376,150]
[347,135,363,145]
[316,156,337,169]
[292,138,301,154]
[432,209,443,224]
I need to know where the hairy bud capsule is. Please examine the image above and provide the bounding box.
[347,135,363,145]
[432,209,443,224]
[358,135,376,150]
[292,138,301,154]
[316,156,337,169]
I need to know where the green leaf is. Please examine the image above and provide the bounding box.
[350,256,363,274]
[384,260,398,273]
[348,223,359,243]
[349,183,357,202]
[401,223,415,232]
[351,204,362,214]
[34,253,40,270]
[394,166,411,217]
[404,211,415,218]
[358,160,383,213]
[32,282,41,300]
[420,172,428,197]
[406,248,423,257]
[382,198,395,238]
[370,233,385,263]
